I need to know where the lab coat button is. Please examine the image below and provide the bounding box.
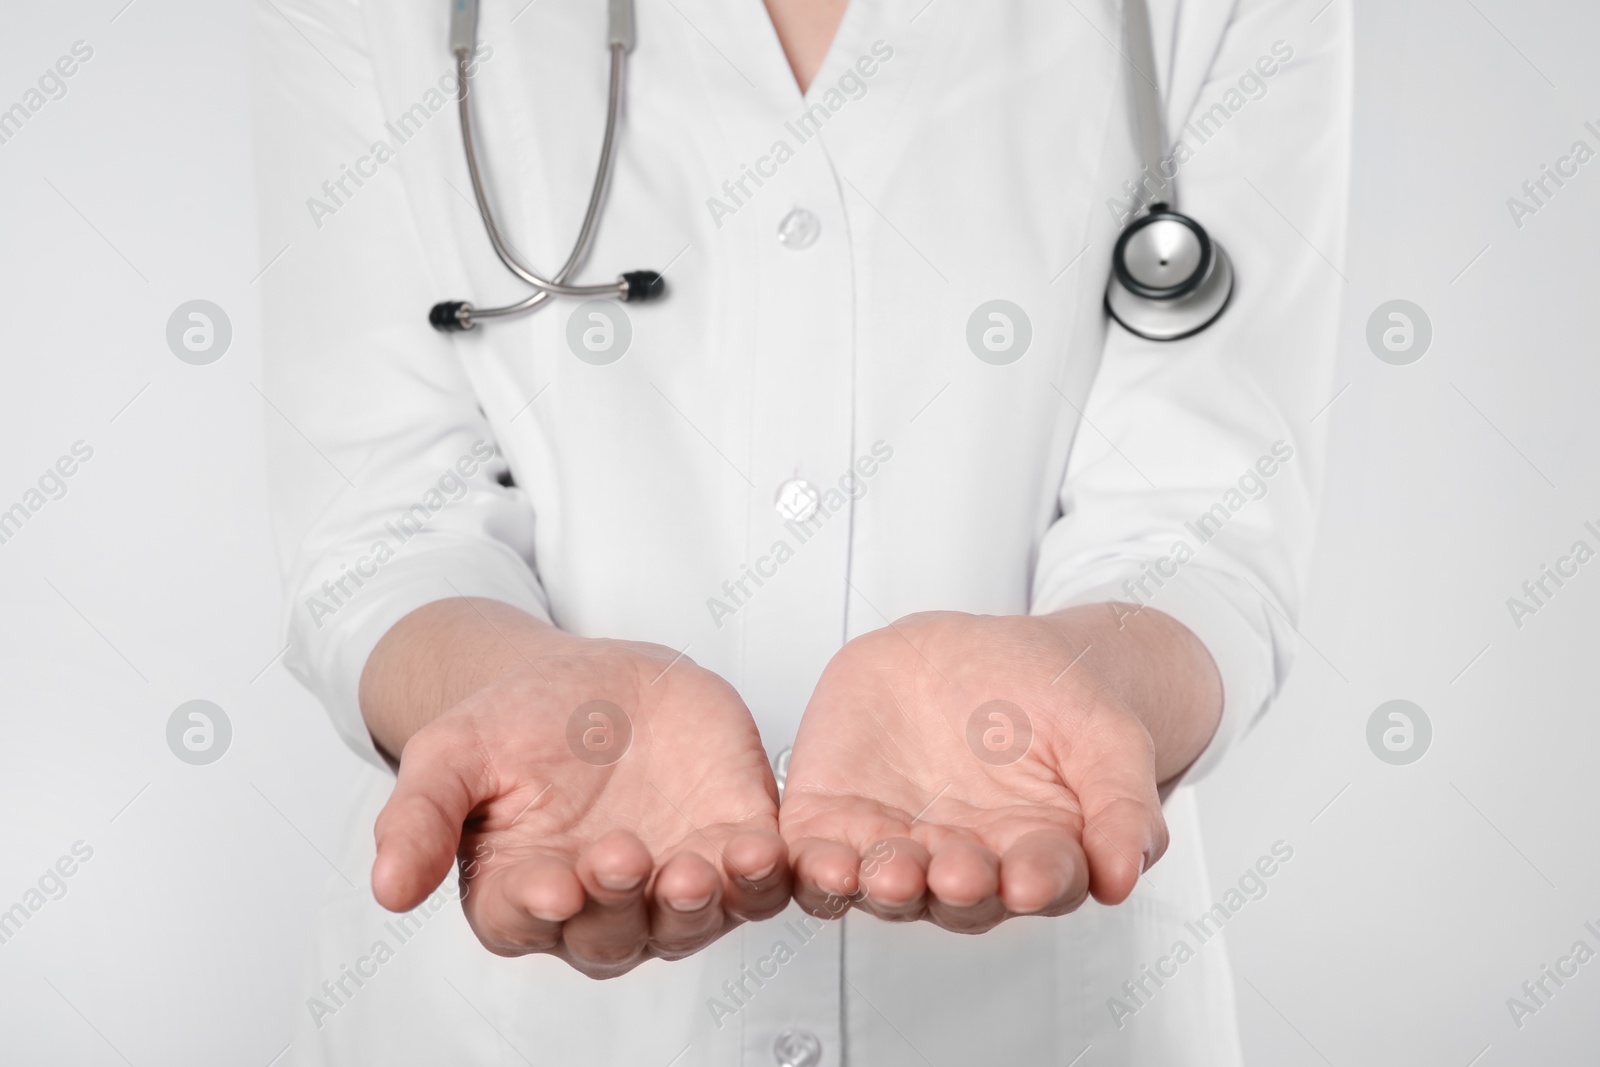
[773,1027,823,1067]
[777,208,821,250]
[774,479,820,522]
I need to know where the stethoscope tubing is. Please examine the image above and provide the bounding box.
[452,42,629,325]
[435,0,1231,340]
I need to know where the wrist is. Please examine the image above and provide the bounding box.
[1037,602,1223,786]
[360,596,580,759]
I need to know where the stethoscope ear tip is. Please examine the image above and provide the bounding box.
[621,270,666,302]
[429,301,474,332]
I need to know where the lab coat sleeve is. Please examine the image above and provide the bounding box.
[252,0,552,770]
[1031,0,1352,787]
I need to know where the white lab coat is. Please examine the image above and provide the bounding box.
[252,0,1349,1063]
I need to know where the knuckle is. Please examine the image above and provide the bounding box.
[573,958,641,980]
[465,904,552,956]
[734,894,790,923]
[571,939,644,970]
[650,931,716,959]
[469,917,536,956]
[1035,892,1088,919]
[794,893,853,922]
[466,915,520,954]
[481,940,533,958]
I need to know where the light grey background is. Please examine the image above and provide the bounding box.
[2,1,1596,1064]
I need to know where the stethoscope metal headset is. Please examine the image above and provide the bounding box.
[429,0,663,332]
[430,0,1234,341]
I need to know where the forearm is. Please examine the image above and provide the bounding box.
[1041,602,1223,787]
[358,597,571,761]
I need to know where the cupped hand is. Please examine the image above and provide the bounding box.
[779,610,1170,933]
[372,637,789,978]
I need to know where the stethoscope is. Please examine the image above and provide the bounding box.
[429,0,663,332]
[1103,0,1235,340]
[430,0,1233,342]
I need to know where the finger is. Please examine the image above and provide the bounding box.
[719,829,791,922]
[564,830,654,973]
[788,837,863,919]
[856,838,930,922]
[1081,796,1166,904]
[647,850,724,958]
[924,840,1005,934]
[372,730,492,912]
[1070,710,1167,905]
[462,853,584,956]
[998,828,1089,916]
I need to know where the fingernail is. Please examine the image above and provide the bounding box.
[596,871,645,892]
[745,861,778,882]
[668,892,713,912]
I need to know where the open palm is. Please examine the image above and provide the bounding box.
[373,639,789,977]
[779,612,1168,933]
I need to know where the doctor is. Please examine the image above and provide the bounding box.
[254,0,1349,1064]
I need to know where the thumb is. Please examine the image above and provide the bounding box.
[372,728,493,912]
[1067,709,1167,906]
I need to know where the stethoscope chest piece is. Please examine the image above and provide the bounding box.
[1105,208,1234,342]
